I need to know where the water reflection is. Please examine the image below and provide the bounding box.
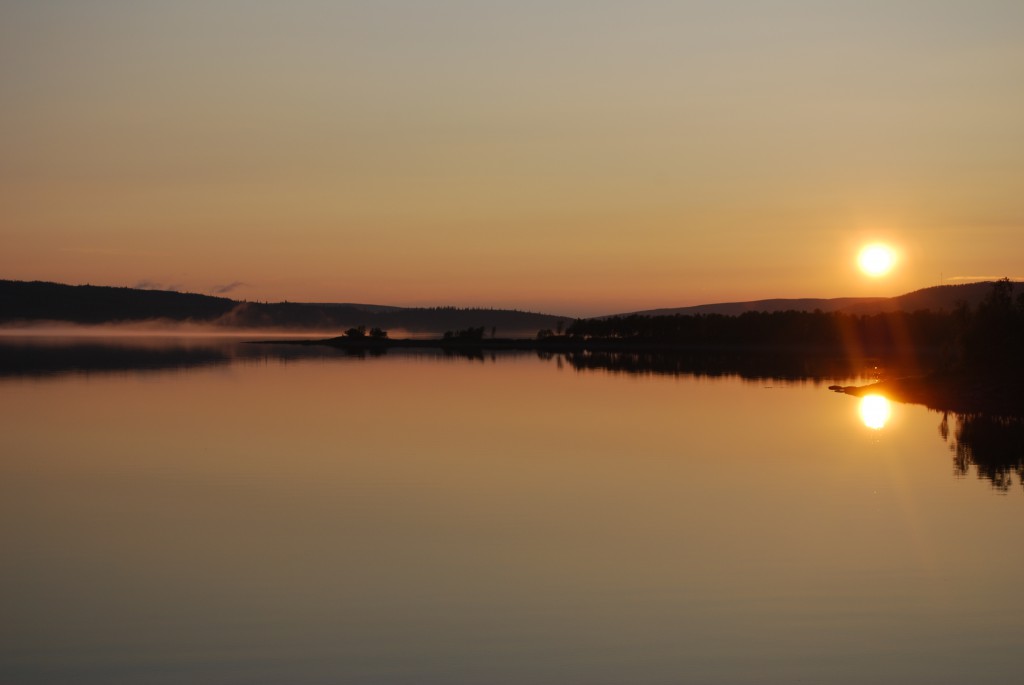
[0,336,348,377]
[5,336,1023,494]
[859,394,892,430]
[556,349,875,383]
[0,337,879,383]
[4,336,1024,684]
[0,337,231,376]
[942,412,1024,491]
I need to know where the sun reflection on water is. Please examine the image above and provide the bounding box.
[859,394,892,430]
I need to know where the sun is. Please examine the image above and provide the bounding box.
[857,243,897,277]
[859,394,892,430]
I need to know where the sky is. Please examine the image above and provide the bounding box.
[2,0,1023,316]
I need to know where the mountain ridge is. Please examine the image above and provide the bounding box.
[0,280,570,335]
[1,279,1016,332]
[614,282,1010,318]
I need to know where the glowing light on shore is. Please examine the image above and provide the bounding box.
[859,394,892,430]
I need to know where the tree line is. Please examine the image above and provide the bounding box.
[558,279,1023,376]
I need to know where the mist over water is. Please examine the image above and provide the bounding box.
[0,322,404,337]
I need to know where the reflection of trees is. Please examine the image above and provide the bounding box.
[0,339,513,377]
[0,339,356,377]
[561,349,1024,493]
[0,340,232,377]
[555,349,869,383]
[942,413,1024,491]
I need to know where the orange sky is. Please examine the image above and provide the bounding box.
[2,1,1023,316]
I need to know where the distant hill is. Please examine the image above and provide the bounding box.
[629,296,885,317]
[3,279,1015,335]
[0,280,570,336]
[620,282,1011,317]
[840,283,1010,314]
[1,280,238,323]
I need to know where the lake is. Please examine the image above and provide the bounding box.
[2,336,1022,684]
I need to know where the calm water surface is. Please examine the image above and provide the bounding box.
[1,337,1022,684]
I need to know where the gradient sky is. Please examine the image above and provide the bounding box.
[2,1,1022,316]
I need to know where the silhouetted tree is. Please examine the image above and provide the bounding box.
[443,326,485,341]
[943,412,1024,491]
[958,279,1022,374]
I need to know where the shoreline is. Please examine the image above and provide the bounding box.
[831,373,1023,418]
[254,335,1023,417]
[248,335,939,356]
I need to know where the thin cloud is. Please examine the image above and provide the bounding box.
[211,281,248,295]
[62,247,164,257]
[132,280,182,292]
